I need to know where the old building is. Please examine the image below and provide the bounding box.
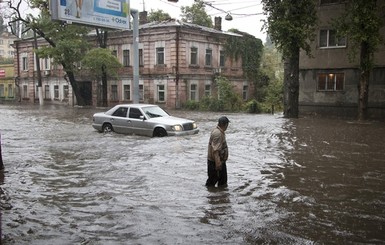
[299,0,385,118]
[13,16,252,109]
[0,31,18,59]
[0,64,15,102]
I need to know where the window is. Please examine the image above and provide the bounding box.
[190,84,197,101]
[219,50,225,67]
[23,85,28,98]
[129,107,143,119]
[8,84,13,97]
[54,85,59,99]
[318,73,344,91]
[204,84,211,97]
[42,58,50,70]
[123,49,130,67]
[0,84,4,97]
[111,85,118,101]
[139,49,144,66]
[320,30,346,48]
[190,47,198,65]
[156,47,164,65]
[205,49,212,66]
[63,85,69,99]
[22,57,28,71]
[44,85,50,99]
[157,84,165,102]
[243,85,248,100]
[139,84,144,101]
[111,50,117,57]
[112,107,128,117]
[124,84,130,100]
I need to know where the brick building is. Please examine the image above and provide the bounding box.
[12,16,253,109]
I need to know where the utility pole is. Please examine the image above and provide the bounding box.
[131,9,140,104]
[33,31,44,105]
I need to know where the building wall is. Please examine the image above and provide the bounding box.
[299,0,385,118]
[12,20,251,109]
[0,32,18,59]
[0,64,16,102]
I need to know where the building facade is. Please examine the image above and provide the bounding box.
[0,64,15,102]
[299,0,385,119]
[0,31,18,59]
[12,17,252,109]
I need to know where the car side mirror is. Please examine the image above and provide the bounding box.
[140,115,145,121]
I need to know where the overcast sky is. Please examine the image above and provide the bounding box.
[2,0,266,41]
[131,0,267,41]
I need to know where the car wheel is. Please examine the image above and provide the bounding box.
[153,128,167,137]
[102,123,113,133]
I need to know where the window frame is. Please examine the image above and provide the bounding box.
[319,29,346,48]
[123,49,130,67]
[156,47,165,65]
[190,47,198,65]
[205,49,212,67]
[317,72,345,91]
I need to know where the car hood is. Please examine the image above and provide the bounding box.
[148,116,194,125]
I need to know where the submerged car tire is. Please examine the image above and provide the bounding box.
[153,128,167,137]
[102,123,113,133]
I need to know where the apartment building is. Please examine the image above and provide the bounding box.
[0,31,18,59]
[12,16,252,108]
[299,0,385,118]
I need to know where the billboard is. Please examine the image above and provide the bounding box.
[51,0,130,30]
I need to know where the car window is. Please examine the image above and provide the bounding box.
[112,107,128,117]
[129,107,143,119]
[143,106,169,118]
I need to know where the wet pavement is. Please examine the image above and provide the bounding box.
[0,104,384,244]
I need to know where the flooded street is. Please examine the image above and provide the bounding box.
[1,104,384,244]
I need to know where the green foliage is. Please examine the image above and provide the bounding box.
[243,99,262,113]
[332,0,384,70]
[262,0,317,57]
[148,9,171,22]
[81,48,122,79]
[216,76,243,111]
[181,0,213,28]
[224,30,265,102]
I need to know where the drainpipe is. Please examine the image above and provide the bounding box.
[15,41,21,102]
[175,26,180,109]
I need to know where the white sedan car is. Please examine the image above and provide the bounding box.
[92,104,199,137]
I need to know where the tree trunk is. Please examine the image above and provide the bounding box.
[101,66,108,107]
[358,41,370,121]
[67,71,86,106]
[283,48,300,118]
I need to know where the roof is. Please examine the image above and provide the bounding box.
[139,19,242,37]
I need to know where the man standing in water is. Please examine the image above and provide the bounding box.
[206,116,229,187]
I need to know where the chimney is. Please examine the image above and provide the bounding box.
[214,16,222,31]
[139,11,148,24]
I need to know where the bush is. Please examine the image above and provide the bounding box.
[244,99,262,113]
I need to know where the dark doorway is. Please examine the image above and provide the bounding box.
[78,81,93,106]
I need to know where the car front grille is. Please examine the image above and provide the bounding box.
[182,123,194,131]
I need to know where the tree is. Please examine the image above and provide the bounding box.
[262,0,317,118]
[333,0,384,121]
[181,0,213,28]
[148,9,171,22]
[224,29,265,101]
[8,0,92,106]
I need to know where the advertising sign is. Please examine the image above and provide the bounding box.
[51,0,130,30]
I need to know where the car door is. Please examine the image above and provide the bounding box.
[110,106,132,134]
[128,107,152,136]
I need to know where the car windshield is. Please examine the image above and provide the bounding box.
[143,106,169,118]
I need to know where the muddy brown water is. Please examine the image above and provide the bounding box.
[0,104,384,244]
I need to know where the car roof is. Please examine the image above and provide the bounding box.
[116,104,157,108]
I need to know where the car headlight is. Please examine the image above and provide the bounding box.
[172,125,183,131]
[193,122,197,129]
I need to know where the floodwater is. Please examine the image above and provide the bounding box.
[0,104,384,244]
